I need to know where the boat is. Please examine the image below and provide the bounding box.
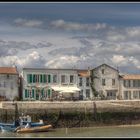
[16,124,52,133]
[0,114,51,133]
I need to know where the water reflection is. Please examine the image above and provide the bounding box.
[0,126,140,138]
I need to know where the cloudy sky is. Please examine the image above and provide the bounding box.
[0,2,140,74]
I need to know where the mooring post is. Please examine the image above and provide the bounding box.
[93,101,97,121]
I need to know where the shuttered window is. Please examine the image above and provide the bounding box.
[48,89,51,97]
[25,89,28,98]
[32,89,34,98]
[48,75,51,83]
[27,74,30,83]
[27,74,32,83]
[40,75,43,83]
[33,74,36,83]
[43,74,46,83]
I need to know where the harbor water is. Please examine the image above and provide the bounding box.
[1,125,140,138]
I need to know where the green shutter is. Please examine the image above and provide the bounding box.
[43,74,46,83]
[33,74,36,83]
[27,74,30,83]
[25,89,28,98]
[48,75,51,83]
[32,89,34,98]
[48,89,51,97]
[30,74,32,83]
[40,75,43,83]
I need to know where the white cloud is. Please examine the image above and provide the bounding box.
[14,18,43,28]
[50,19,107,31]
[111,55,127,65]
[45,55,80,68]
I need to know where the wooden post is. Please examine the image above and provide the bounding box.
[93,102,97,121]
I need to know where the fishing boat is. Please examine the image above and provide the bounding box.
[16,124,52,133]
[0,115,48,132]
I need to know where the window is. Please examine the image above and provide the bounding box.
[133,91,139,99]
[86,77,90,86]
[48,89,51,98]
[102,69,104,74]
[112,79,115,86]
[124,91,131,100]
[79,77,82,86]
[61,75,66,83]
[32,89,34,98]
[48,75,51,83]
[11,82,14,89]
[102,79,105,86]
[53,75,57,83]
[27,74,32,83]
[33,74,36,83]
[70,75,74,84]
[40,75,43,83]
[25,89,28,98]
[133,80,140,87]
[86,89,90,98]
[43,74,47,83]
[29,90,32,98]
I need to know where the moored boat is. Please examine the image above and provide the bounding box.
[16,124,52,133]
[0,114,52,133]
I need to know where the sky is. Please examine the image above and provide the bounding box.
[0,2,140,74]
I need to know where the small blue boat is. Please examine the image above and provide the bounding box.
[0,115,44,132]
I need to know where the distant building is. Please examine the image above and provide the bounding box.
[120,74,140,100]
[0,67,19,101]
[77,70,92,100]
[90,64,120,100]
[22,68,94,101]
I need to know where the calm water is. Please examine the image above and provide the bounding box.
[1,125,140,138]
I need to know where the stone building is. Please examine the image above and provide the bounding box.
[90,64,120,100]
[0,67,19,101]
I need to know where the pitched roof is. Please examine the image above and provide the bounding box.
[92,63,118,72]
[0,67,18,74]
[77,70,90,77]
[122,74,140,80]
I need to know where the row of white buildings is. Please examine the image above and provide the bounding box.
[0,64,140,101]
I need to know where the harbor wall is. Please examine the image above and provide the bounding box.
[0,100,140,127]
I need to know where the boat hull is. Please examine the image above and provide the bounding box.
[16,124,52,133]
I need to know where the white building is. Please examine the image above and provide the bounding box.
[22,68,92,101]
[0,67,19,101]
[120,74,140,100]
[90,64,120,100]
[22,68,92,100]
[77,70,92,100]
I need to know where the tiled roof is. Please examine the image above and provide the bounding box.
[0,67,18,74]
[78,70,90,77]
[123,74,140,80]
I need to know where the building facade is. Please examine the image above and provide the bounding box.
[120,75,140,100]
[0,67,19,101]
[90,64,120,100]
[22,68,92,101]
[77,70,92,100]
